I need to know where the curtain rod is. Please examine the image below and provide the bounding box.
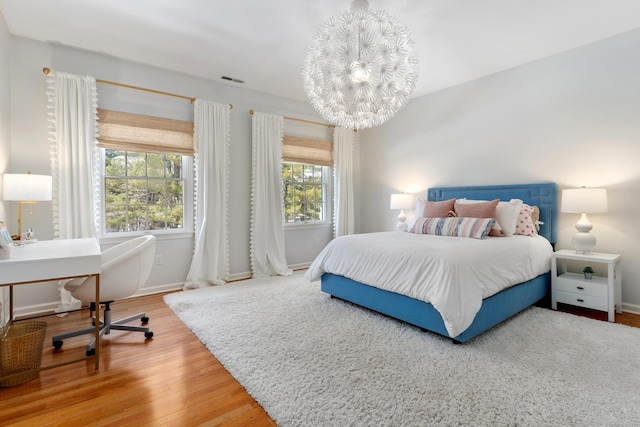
[42,67,233,109]
[249,109,334,128]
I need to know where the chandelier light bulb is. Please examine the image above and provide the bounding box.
[351,61,371,83]
[302,0,419,129]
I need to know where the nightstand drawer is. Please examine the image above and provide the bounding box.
[556,290,608,311]
[556,274,607,299]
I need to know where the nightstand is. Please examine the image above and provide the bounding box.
[551,249,622,322]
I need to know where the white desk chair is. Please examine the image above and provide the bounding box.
[51,235,156,356]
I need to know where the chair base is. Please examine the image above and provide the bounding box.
[51,301,153,356]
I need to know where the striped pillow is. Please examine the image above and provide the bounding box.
[409,217,496,240]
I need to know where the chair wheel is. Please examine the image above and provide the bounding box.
[141,316,149,324]
[86,348,96,357]
[53,340,63,350]
[144,331,154,340]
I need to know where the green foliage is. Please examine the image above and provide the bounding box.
[582,266,594,274]
[282,163,325,223]
[105,150,184,232]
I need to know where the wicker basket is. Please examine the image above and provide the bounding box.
[0,322,47,387]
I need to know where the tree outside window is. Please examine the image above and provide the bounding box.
[104,150,185,232]
[282,163,326,223]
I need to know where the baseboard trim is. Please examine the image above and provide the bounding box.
[226,263,310,283]
[622,303,640,315]
[130,282,184,297]
[11,265,313,317]
[227,271,252,282]
[14,282,185,319]
[290,262,311,271]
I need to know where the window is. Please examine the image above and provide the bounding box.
[97,108,194,235]
[104,150,186,232]
[282,163,328,223]
[281,134,333,225]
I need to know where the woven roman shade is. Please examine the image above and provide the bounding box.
[282,135,332,166]
[97,109,194,155]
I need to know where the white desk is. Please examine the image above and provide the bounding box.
[0,238,102,378]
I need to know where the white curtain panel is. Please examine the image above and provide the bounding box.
[46,70,100,312]
[250,112,292,278]
[184,100,230,289]
[333,127,356,237]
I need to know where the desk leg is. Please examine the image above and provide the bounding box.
[9,285,14,322]
[94,274,100,370]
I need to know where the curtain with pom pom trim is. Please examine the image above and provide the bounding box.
[46,70,100,313]
[184,100,230,289]
[250,112,292,278]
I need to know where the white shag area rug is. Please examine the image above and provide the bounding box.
[164,271,640,427]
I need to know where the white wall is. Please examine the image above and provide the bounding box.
[359,28,640,311]
[8,36,336,314]
[0,10,12,324]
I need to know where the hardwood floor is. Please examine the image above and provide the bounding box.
[1,293,638,426]
[0,293,276,427]
[556,302,640,327]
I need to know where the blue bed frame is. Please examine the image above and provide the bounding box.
[321,183,558,343]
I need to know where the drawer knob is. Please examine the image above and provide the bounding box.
[577,299,584,302]
[577,286,584,290]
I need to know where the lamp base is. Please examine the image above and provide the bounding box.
[572,212,596,253]
[396,210,408,232]
[572,232,596,254]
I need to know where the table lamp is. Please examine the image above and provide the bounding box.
[390,193,414,232]
[2,172,53,239]
[561,187,607,253]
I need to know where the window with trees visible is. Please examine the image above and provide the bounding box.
[104,150,186,232]
[282,163,327,223]
[97,108,193,234]
[280,133,332,225]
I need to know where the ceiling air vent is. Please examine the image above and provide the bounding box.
[221,76,245,84]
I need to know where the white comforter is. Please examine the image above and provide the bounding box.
[305,232,553,337]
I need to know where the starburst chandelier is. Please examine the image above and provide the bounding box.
[302,0,419,130]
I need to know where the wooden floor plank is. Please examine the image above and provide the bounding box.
[1,292,637,426]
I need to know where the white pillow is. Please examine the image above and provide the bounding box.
[411,198,426,229]
[497,199,524,236]
[456,198,523,236]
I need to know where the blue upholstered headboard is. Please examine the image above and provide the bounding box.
[427,183,558,244]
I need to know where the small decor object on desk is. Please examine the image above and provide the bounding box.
[0,244,9,260]
[21,228,35,242]
[583,266,594,280]
[0,221,11,259]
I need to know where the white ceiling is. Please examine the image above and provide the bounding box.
[3,0,640,102]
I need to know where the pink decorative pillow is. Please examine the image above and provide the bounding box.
[454,199,501,237]
[423,198,455,217]
[514,204,538,237]
[454,199,499,220]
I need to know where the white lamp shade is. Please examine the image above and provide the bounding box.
[3,173,53,202]
[390,193,414,210]
[561,188,607,214]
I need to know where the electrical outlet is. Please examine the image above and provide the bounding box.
[155,254,163,265]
